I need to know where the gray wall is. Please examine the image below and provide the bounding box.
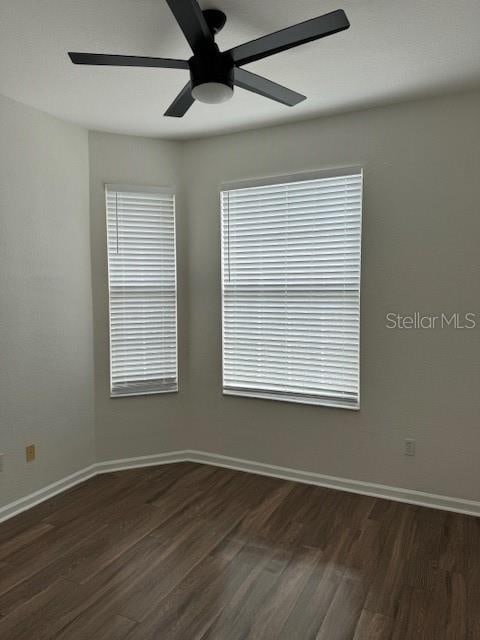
[0,94,95,507]
[2,89,479,510]
[88,132,189,460]
[182,90,480,501]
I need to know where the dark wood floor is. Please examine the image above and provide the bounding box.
[0,463,479,639]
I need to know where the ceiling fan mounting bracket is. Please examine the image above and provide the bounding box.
[202,9,227,35]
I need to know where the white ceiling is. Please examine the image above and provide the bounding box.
[1,0,480,140]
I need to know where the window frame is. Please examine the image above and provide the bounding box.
[220,167,363,410]
[105,183,178,398]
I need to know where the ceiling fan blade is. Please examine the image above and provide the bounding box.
[164,81,195,117]
[68,52,189,69]
[164,0,214,54]
[228,9,350,67]
[235,68,305,106]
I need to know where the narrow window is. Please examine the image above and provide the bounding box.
[221,170,362,409]
[106,185,177,397]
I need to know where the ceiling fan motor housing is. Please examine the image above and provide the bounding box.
[189,51,234,94]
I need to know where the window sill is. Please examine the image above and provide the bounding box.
[110,387,178,399]
[223,389,359,411]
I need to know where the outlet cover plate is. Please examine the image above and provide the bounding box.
[404,439,416,457]
[26,444,36,463]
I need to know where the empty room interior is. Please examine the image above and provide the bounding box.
[1,0,480,638]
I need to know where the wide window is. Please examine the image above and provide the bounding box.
[106,185,177,397]
[221,169,362,409]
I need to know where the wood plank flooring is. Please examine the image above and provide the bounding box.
[0,462,479,639]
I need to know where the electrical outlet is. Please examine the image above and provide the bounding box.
[404,439,416,457]
[26,444,36,463]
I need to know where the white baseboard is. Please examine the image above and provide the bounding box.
[95,450,190,474]
[0,465,97,524]
[186,451,480,518]
[1,449,479,524]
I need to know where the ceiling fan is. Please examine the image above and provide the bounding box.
[68,0,350,117]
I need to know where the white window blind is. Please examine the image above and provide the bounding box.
[106,185,177,397]
[221,169,362,409]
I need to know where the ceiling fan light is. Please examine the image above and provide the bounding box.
[191,81,233,104]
